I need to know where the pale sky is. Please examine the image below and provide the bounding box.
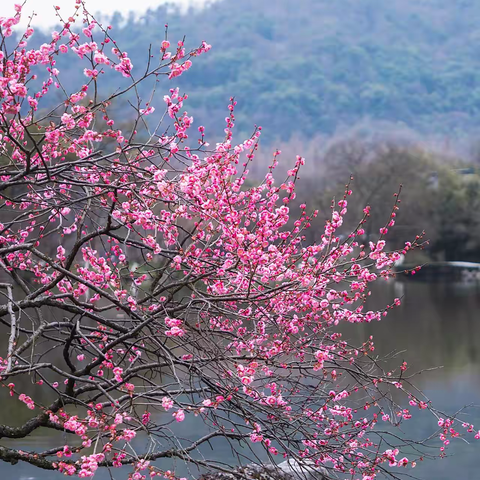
[3,0,216,30]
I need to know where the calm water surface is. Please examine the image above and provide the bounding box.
[2,280,480,479]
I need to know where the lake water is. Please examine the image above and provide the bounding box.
[2,279,480,479]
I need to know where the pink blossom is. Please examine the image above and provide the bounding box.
[173,409,185,422]
[162,397,174,411]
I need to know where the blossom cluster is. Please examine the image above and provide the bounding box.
[0,3,475,480]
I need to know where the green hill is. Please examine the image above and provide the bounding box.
[26,0,480,143]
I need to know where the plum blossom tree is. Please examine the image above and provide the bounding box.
[0,2,476,480]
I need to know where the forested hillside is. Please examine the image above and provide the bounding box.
[28,0,480,143]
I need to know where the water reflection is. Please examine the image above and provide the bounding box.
[340,280,480,480]
[343,280,480,375]
[1,280,479,479]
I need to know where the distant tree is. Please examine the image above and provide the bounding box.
[301,139,435,249]
[428,168,480,261]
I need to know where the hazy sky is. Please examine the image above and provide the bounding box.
[3,0,215,29]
